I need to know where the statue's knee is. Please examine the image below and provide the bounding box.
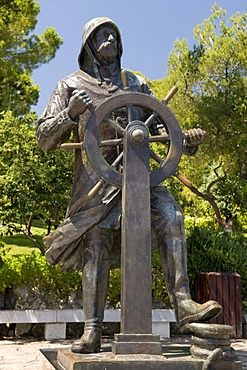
[84,228,112,261]
[152,202,184,236]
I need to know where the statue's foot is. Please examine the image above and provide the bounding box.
[178,299,222,333]
[71,329,101,354]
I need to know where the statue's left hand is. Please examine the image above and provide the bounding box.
[185,128,207,147]
[67,89,93,120]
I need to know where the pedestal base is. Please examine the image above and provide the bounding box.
[57,348,242,370]
[112,333,162,355]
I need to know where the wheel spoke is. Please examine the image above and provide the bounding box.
[149,149,162,164]
[112,151,123,168]
[100,138,123,147]
[127,104,133,123]
[105,117,125,135]
[144,113,158,128]
[149,134,170,143]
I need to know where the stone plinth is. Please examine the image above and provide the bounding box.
[57,349,204,370]
[57,348,242,370]
[112,333,162,355]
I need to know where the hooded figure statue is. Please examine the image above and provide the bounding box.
[36,17,222,354]
[78,17,123,76]
[36,17,153,271]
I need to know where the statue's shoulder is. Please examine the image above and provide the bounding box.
[125,70,150,93]
[62,70,91,88]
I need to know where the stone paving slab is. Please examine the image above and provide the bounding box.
[0,339,71,370]
[231,340,247,370]
[0,337,246,370]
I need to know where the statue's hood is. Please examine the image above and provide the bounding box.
[78,17,123,70]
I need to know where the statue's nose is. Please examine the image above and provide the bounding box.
[108,33,114,41]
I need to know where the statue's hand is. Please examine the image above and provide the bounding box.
[185,128,207,147]
[67,90,93,120]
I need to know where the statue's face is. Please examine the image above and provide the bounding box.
[92,25,118,64]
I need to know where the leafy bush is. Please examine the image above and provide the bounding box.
[108,269,121,307]
[1,227,247,310]
[152,252,172,308]
[0,246,82,300]
[0,243,172,308]
[186,226,247,306]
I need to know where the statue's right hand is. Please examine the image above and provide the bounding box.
[67,90,93,120]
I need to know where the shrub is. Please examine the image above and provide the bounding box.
[0,246,82,300]
[1,227,246,310]
[108,269,121,307]
[152,252,172,308]
[186,226,247,307]
[0,244,172,308]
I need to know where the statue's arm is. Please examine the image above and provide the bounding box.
[36,80,77,152]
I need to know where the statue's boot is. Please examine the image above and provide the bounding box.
[71,228,110,354]
[177,298,222,333]
[71,328,101,353]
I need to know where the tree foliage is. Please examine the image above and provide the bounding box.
[0,0,63,115]
[0,1,71,251]
[150,5,247,226]
[0,111,73,248]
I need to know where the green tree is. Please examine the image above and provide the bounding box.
[0,111,73,252]
[150,5,247,227]
[0,0,62,115]
[0,0,72,252]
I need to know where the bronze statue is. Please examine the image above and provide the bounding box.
[36,17,222,354]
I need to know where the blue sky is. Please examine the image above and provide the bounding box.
[32,0,246,116]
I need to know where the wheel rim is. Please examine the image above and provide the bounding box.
[84,92,183,188]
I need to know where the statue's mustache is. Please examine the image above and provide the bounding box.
[97,41,117,53]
